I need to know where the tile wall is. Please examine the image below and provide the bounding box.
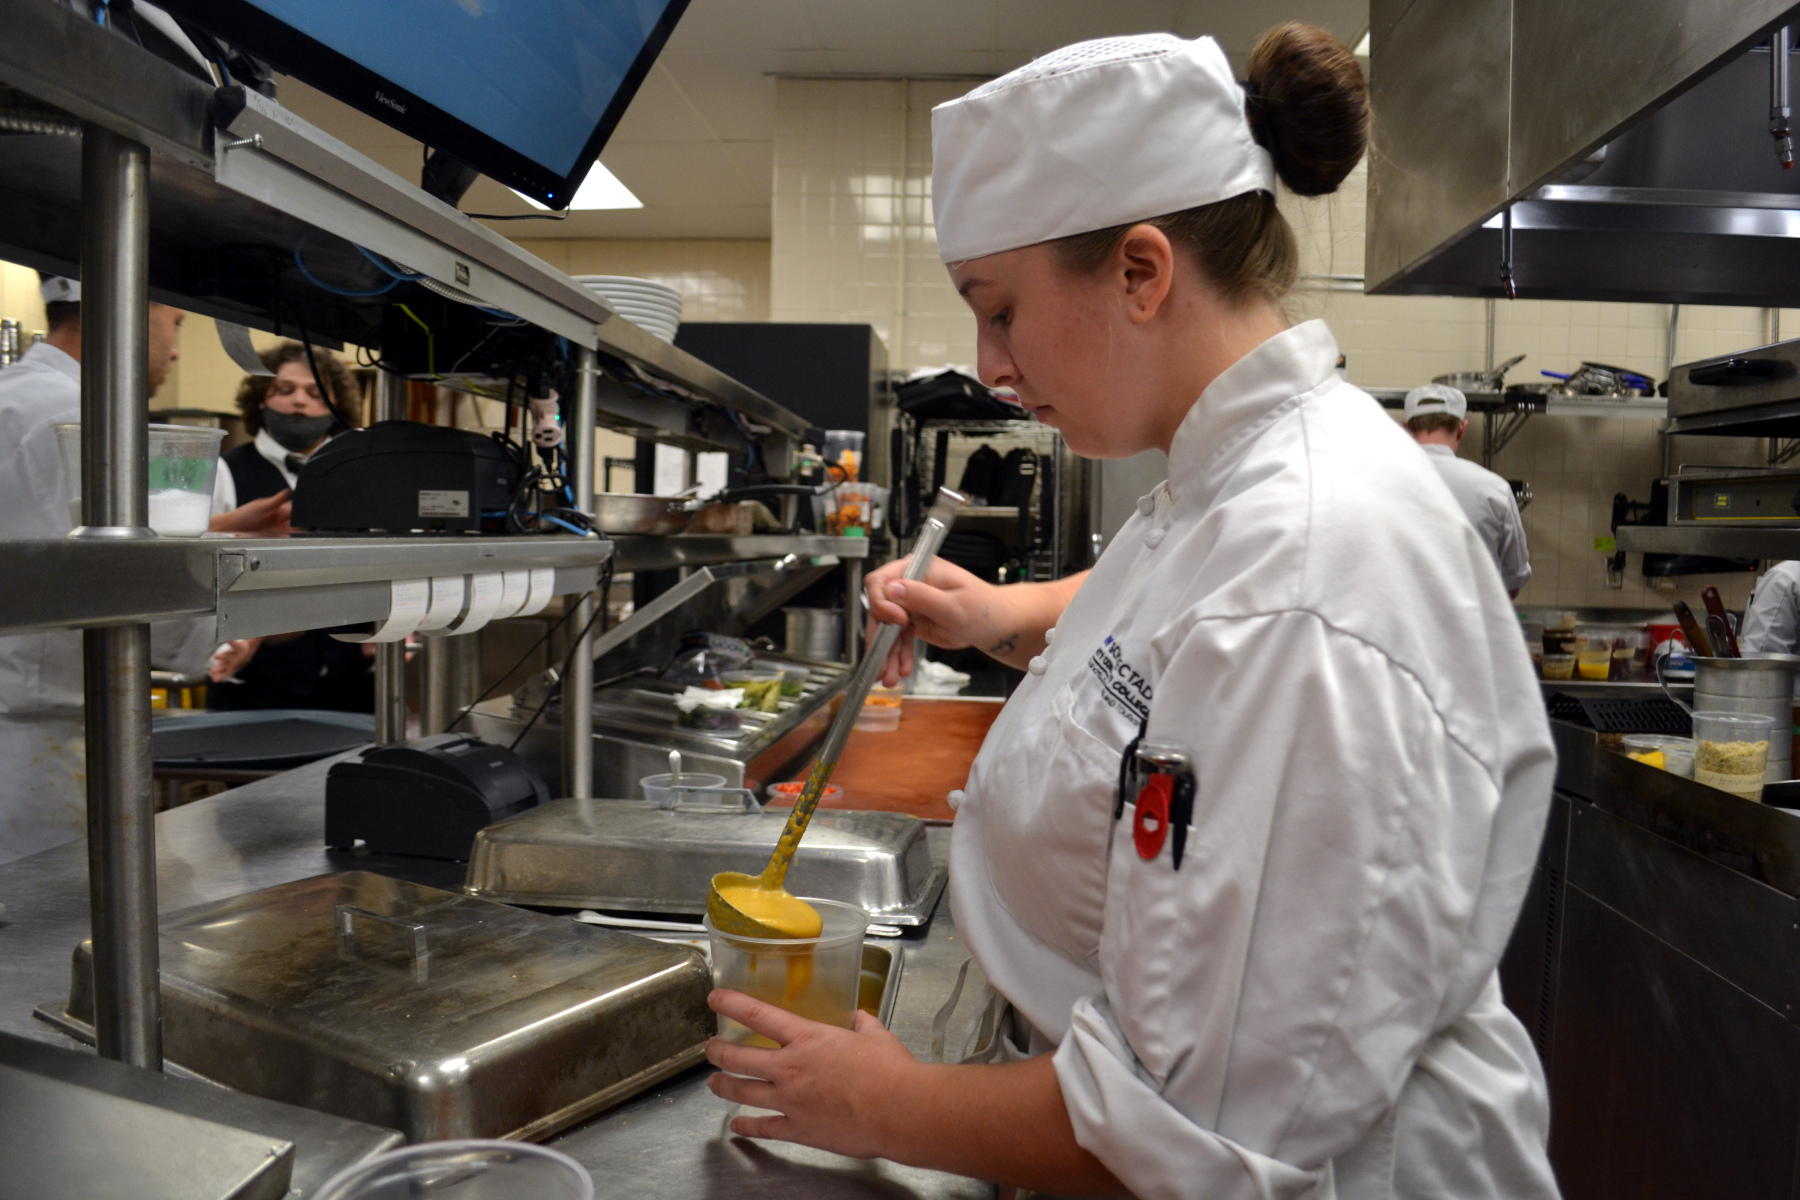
[767,77,1797,611]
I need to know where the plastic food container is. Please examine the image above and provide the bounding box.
[706,898,869,1045]
[55,422,224,536]
[639,771,727,807]
[1620,734,1696,779]
[1541,653,1576,681]
[765,780,844,806]
[310,1140,593,1200]
[855,683,904,732]
[774,665,809,697]
[1692,711,1777,801]
[1575,648,1612,680]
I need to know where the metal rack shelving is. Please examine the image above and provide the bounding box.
[608,534,870,574]
[0,534,610,638]
[0,0,841,1082]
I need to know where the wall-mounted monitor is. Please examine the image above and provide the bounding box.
[164,0,690,208]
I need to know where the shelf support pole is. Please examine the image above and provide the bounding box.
[75,124,161,1070]
[373,371,407,743]
[561,348,598,798]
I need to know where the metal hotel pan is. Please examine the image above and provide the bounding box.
[39,872,713,1143]
[466,799,946,926]
[591,492,690,535]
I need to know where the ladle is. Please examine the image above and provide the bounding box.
[706,487,967,938]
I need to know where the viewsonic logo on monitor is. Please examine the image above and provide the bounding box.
[375,91,407,114]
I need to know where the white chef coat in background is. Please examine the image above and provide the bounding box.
[1741,561,1800,655]
[1417,443,1532,593]
[0,344,222,863]
[950,321,1559,1200]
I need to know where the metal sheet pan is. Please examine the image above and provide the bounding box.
[43,871,714,1144]
[465,799,946,926]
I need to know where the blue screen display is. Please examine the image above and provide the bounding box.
[256,0,674,180]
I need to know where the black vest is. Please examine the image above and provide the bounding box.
[222,441,290,504]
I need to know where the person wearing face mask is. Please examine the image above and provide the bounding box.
[207,342,374,712]
[698,26,1558,1200]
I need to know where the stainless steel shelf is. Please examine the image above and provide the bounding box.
[1615,525,1800,558]
[0,535,611,638]
[609,535,872,573]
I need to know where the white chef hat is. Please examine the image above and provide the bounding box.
[930,34,1276,264]
[1404,384,1468,422]
[40,276,80,304]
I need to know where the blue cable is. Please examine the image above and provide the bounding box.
[354,244,422,281]
[540,514,591,537]
[295,237,397,298]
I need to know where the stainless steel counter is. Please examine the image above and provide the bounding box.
[0,757,992,1199]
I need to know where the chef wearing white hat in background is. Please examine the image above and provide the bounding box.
[1403,382,1532,597]
[0,275,289,864]
[704,23,1559,1200]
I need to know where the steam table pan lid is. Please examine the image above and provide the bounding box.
[465,798,945,926]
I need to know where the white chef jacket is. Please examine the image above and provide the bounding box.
[0,344,224,863]
[1417,443,1532,593]
[949,321,1559,1200]
[1741,561,1800,655]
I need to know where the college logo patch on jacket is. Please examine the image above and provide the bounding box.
[1088,636,1152,723]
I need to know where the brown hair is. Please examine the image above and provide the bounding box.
[234,340,359,435]
[1052,22,1369,308]
[1406,413,1465,436]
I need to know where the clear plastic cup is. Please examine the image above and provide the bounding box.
[639,771,727,806]
[1541,653,1576,681]
[1620,733,1695,779]
[855,682,904,732]
[1692,711,1776,801]
[310,1140,592,1200]
[705,898,869,1046]
[54,422,224,537]
[1575,648,1612,680]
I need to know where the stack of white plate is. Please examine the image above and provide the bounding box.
[574,275,683,343]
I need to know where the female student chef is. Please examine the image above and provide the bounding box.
[705,25,1560,1200]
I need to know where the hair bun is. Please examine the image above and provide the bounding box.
[1245,22,1368,197]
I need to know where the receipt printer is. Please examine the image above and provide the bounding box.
[292,420,520,533]
[326,734,548,860]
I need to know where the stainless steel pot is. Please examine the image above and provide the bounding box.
[1659,652,1799,782]
[785,607,843,661]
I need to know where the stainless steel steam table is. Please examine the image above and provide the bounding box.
[0,757,992,1199]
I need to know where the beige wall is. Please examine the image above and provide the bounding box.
[520,238,771,323]
[766,76,1793,612]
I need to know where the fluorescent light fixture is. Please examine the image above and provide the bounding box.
[1353,30,1370,56]
[513,161,642,211]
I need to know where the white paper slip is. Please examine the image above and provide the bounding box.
[451,572,506,633]
[331,578,430,643]
[492,569,531,621]
[414,575,466,633]
[517,567,557,617]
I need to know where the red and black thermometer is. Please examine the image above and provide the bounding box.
[1115,739,1196,869]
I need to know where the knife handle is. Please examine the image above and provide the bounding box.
[1673,600,1714,658]
[1700,586,1741,657]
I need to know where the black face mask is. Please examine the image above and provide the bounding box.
[262,409,337,453]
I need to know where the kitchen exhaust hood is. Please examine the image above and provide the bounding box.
[1366,0,1800,306]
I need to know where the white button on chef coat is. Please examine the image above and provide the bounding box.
[949,321,1558,1200]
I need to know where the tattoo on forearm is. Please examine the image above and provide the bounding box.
[987,634,1018,656]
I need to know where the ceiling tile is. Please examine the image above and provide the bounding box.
[802,0,997,54]
[662,0,818,53]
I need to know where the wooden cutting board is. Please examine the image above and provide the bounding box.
[765,698,1003,823]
